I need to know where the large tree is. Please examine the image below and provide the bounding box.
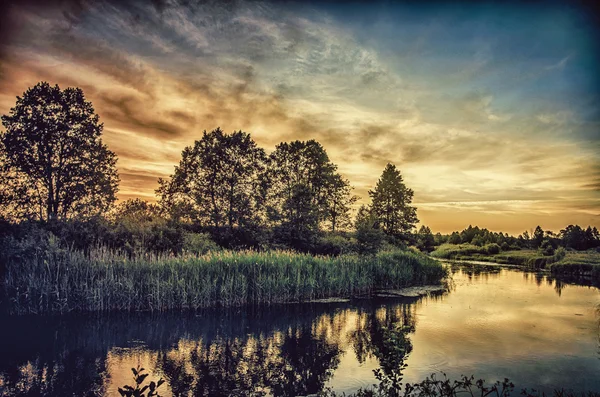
[157,128,267,233]
[267,140,354,247]
[0,82,119,221]
[368,163,418,237]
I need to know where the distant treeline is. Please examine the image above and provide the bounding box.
[418,224,600,253]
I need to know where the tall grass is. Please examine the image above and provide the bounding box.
[2,248,446,314]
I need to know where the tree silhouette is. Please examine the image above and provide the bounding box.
[267,140,352,249]
[416,225,435,252]
[532,225,544,248]
[0,82,118,221]
[369,163,418,238]
[157,128,267,237]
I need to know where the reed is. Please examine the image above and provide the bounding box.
[2,248,446,314]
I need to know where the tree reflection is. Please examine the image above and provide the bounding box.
[156,325,342,396]
[271,326,341,396]
[349,304,416,393]
[0,351,106,397]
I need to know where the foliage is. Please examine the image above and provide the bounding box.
[325,173,359,232]
[267,140,354,250]
[322,372,600,397]
[486,243,501,255]
[355,205,386,255]
[157,128,267,244]
[560,225,599,251]
[430,243,588,272]
[539,239,555,256]
[448,232,461,245]
[182,232,220,255]
[416,226,435,253]
[109,198,187,255]
[0,82,119,221]
[313,233,355,256]
[118,366,164,397]
[369,164,418,238]
[430,244,489,259]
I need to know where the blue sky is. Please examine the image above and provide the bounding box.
[0,0,598,233]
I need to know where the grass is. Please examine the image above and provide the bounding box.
[2,247,447,314]
[548,250,600,280]
[431,244,600,281]
[431,244,564,268]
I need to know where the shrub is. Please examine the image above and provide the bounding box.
[500,242,510,251]
[183,232,219,255]
[485,243,501,255]
[314,234,354,256]
[540,240,555,256]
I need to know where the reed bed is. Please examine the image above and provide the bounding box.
[2,248,446,314]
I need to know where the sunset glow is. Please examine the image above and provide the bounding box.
[1,0,598,234]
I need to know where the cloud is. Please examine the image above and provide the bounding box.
[545,54,572,71]
[0,0,598,233]
[536,111,574,125]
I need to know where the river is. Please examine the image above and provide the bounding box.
[0,264,599,396]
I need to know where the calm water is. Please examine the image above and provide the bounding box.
[0,264,599,396]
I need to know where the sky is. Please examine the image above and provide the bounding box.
[0,0,599,234]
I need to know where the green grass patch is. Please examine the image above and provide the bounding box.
[548,250,600,280]
[432,244,600,278]
[2,248,447,314]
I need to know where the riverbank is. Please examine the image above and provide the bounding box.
[1,248,447,314]
[430,243,600,281]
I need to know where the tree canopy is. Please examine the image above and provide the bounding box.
[0,82,119,221]
[266,140,354,249]
[157,128,268,234]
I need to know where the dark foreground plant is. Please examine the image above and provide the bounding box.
[321,372,600,397]
[118,365,164,397]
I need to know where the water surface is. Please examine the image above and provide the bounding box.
[0,265,599,396]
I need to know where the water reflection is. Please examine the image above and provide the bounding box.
[0,300,420,396]
[1,265,599,396]
[350,304,415,391]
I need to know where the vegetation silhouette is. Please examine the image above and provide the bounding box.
[0,82,118,221]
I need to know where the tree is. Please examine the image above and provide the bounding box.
[0,82,119,221]
[267,140,352,249]
[560,224,598,250]
[324,174,358,232]
[157,128,267,239]
[448,231,461,244]
[532,226,544,248]
[354,205,385,255]
[416,225,435,252]
[369,163,418,238]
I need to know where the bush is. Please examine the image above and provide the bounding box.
[540,240,555,256]
[554,247,566,261]
[183,232,219,255]
[485,243,501,255]
[500,242,510,251]
[314,234,354,256]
